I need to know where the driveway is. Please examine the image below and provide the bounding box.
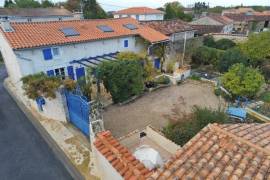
[103,80,225,138]
[0,65,72,180]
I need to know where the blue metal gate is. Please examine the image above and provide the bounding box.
[65,92,90,136]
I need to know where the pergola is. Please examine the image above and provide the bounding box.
[69,52,119,67]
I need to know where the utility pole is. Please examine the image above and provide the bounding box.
[181,32,187,68]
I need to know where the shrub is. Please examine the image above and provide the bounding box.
[116,51,145,61]
[192,46,224,67]
[215,38,236,50]
[63,79,76,91]
[221,63,265,98]
[21,73,61,100]
[261,60,270,81]
[190,75,201,81]
[166,60,175,74]
[217,48,249,72]
[203,35,216,48]
[97,60,144,103]
[0,51,3,63]
[163,106,229,146]
[155,76,170,85]
[260,91,270,103]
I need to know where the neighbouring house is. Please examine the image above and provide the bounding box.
[224,12,270,34]
[92,123,270,179]
[142,20,196,42]
[221,8,270,34]
[0,8,82,22]
[0,18,168,85]
[113,7,164,21]
[141,20,196,65]
[183,8,194,15]
[221,7,255,15]
[189,14,234,34]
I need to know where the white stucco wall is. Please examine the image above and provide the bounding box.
[3,36,144,81]
[114,14,164,21]
[93,146,123,180]
[171,31,195,42]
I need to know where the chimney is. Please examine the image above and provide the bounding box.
[1,18,14,32]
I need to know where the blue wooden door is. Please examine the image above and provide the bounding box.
[76,67,85,80]
[154,58,160,69]
[65,92,90,136]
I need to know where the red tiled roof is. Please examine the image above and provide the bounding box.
[114,7,164,15]
[1,18,168,49]
[94,131,153,180]
[224,13,270,22]
[141,20,195,36]
[208,15,234,25]
[150,123,270,179]
[191,24,224,35]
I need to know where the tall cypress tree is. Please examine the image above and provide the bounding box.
[83,0,107,19]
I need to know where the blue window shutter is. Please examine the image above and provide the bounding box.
[124,40,128,48]
[43,48,53,60]
[67,66,75,80]
[76,67,85,80]
[46,70,55,77]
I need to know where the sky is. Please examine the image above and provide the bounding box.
[0,0,269,11]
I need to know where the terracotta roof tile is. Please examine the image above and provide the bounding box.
[94,131,153,180]
[114,7,164,15]
[141,20,195,36]
[149,123,270,179]
[1,18,168,50]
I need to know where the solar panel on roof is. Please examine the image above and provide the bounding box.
[123,23,138,30]
[97,25,114,32]
[60,27,80,37]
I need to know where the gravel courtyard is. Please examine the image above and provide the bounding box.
[103,80,226,138]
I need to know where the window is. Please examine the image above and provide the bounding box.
[136,15,139,20]
[124,40,128,48]
[60,27,80,37]
[52,47,60,57]
[43,48,53,60]
[55,67,65,80]
[27,18,32,22]
[59,17,63,21]
[97,25,114,32]
[123,23,138,30]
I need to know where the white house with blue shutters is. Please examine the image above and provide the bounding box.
[0,18,168,85]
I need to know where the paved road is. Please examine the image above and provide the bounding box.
[0,65,73,180]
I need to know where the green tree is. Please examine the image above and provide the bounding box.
[41,0,54,8]
[97,60,144,103]
[218,48,248,72]
[221,63,265,98]
[215,39,236,50]
[240,31,270,65]
[83,0,107,19]
[192,46,224,67]
[203,35,216,48]
[4,0,15,8]
[14,0,41,8]
[64,0,81,11]
[194,1,208,14]
[164,1,192,21]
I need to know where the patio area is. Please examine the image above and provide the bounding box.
[103,79,226,138]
